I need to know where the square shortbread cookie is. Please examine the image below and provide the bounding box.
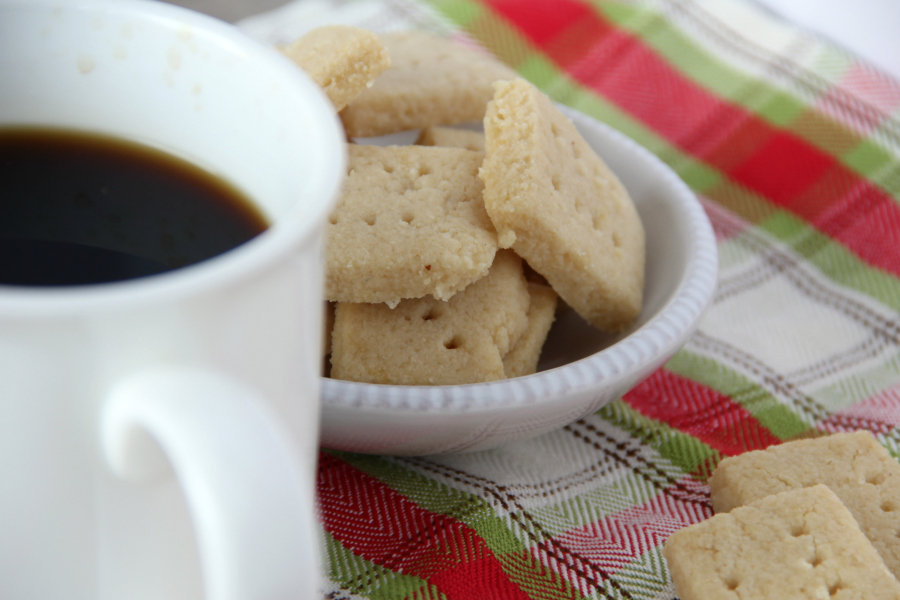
[709,431,900,579]
[340,31,516,138]
[481,78,645,332]
[325,144,498,307]
[279,25,390,112]
[330,250,530,385]
[416,126,486,152]
[664,485,900,600]
[503,283,557,378]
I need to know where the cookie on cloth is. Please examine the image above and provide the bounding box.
[416,126,486,152]
[330,250,530,385]
[279,25,390,112]
[502,283,557,378]
[709,430,900,579]
[664,485,900,600]
[480,78,645,332]
[325,144,498,307]
[340,31,516,138]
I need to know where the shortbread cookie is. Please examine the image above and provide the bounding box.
[709,431,900,578]
[325,144,497,306]
[279,25,390,112]
[664,485,900,600]
[416,126,486,152]
[340,31,516,138]
[330,250,530,385]
[481,78,645,332]
[503,283,557,378]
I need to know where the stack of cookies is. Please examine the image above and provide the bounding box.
[664,431,900,599]
[282,26,646,385]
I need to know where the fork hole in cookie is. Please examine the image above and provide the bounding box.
[329,215,339,225]
[882,499,897,512]
[574,199,589,220]
[828,582,844,596]
[809,553,824,568]
[551,175,561,192]
[402,211,414,224]
[868,472,887,485]
[443,336,461,350]
[723,575,739,591]
[790,523,806,537]
[363,214,376,226]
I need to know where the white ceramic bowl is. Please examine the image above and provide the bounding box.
[320,106,718,455]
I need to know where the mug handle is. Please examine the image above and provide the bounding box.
[102,368,318,600]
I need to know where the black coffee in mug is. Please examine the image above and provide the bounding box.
[0,128,268,286]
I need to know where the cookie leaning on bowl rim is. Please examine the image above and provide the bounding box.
[480,78,646,332]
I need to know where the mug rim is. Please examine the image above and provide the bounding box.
[0,0,346,316]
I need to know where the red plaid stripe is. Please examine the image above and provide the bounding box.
[486,0,610,70]
[318,454,531,599]
[483,1,900,279]
[623,369,783,455]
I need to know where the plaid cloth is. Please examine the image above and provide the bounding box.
[243,1,900,597]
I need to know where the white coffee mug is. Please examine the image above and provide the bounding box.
[0,1,345,598]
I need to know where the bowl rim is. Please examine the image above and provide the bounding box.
[321,105,718,414]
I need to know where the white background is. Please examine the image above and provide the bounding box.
[750,0,900,81]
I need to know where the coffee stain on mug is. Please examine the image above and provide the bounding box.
[77,55,95,74]
[167,46,182,70]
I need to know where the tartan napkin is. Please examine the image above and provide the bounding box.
[243,1,900,597]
